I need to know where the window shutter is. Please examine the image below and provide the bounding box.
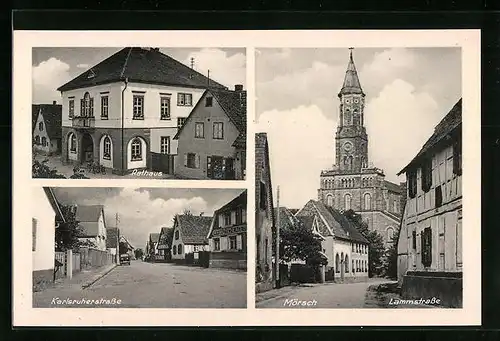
[237,235,242,250]
[184,154,188,167]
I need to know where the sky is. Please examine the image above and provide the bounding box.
[52,187,245,250]
[255,47,462,209]
[32,47,246,104]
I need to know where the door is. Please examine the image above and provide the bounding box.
[224,157,235,179]
[81,134,94,163]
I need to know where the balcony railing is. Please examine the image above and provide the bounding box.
[72,116,95,129]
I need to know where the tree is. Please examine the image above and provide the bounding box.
[280,221,327,266]
[55,204,95,251]
[134,248,144,259]
[383,231,399,280]
[343,209,385,277]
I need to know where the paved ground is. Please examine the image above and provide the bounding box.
[33,155,175,179]
[33,261,247,308]
[256,279,391,309]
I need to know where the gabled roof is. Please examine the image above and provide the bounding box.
[326,207,369,244]
[255,133,275,231]
[33,104,62,139]
[157,227,174,249]
[120,236,135,250]
[338,49,364,97]
[57,47,227,92]
[43,187,65,223]
[216,190,247,214]
[106,227,120,248]
[173,88,247,145]
[149,232,160,244]
[398,99,462,175]
[75,205,104,222]
[274,207,300,231]
[176,214,213,245]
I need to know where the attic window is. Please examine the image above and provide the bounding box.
[205,97,213,107]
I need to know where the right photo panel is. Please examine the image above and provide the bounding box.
[254,47,462,309]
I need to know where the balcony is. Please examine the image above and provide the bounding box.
[72,116,95,130]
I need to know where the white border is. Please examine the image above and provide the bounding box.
[13,29,481,326]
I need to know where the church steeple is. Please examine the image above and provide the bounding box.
[338,48,364,97]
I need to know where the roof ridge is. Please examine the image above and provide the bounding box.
[120,47,133,79]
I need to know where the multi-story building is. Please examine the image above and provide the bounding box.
[57,47,227,175]
[317,49,403,246]
[170,214,212,262]
[207,190,247,269]
[397,99,462,307]
[73,205,108,251]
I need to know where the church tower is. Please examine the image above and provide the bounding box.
[336,48,369,173]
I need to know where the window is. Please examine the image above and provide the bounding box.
[173,245,177,255]
[205,96,213,107]
[421,159,432,192]
[235,208,243,225]
[412,230,417,250]
[435,185,443,207]
[69,99,74,118]
[69,133,76,152]
[224,212,232,226]
[408,171,417,198]
[344,194,352,210]
[103,136,111,160]
[185,153,200,169]
[81,92,93,117]
[213,122,224,139]
[101,96,109,119]
[214,238,220,251]
[195,122,205,138]
[326,195,333,206]
[160,136,170,154]
[344,109,352,125]
[175,230,179,240]
[39,122,43,131]
[260,181,267,210]
[32,218,37,251]
[177,117,187,129]
[41,137,47,147]
[131,138,142,161]
[133,95,144,119]
[393,201,398,213]
[387,227,394,242]
[453,139,462,176]
[193,245,199,252]
[177,93,193,106]
[160,97,171,120]
[34,135,40,145]
[177,244,182,255]
[421,227,432,267]
[364,193,372,210]
[229,236,237,250]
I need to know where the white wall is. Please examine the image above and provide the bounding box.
[150,127,179,154]
[32,188,56,272]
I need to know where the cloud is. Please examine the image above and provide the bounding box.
[76,63,89,69]
[257,105,335,209]
[365,78,440,182]
[184,48,246,89]
[32,57,71,104]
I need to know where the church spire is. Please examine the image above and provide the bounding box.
[338,48,364,97]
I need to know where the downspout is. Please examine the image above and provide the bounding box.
[121,78,129,174]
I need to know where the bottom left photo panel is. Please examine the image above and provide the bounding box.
[31,186,247,309]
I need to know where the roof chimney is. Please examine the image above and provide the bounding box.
[190,57,195,69]
[234,84,243,92]
[53,100,57,105]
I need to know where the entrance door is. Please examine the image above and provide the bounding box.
[81,134,94,163]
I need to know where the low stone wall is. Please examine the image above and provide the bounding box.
[401,271,462,308]
[33,269,54,292]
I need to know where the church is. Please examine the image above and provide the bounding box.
[317,49,405,246]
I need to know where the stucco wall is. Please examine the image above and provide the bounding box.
[32,188,56,272]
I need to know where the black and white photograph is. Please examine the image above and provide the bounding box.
[32,187,247,308]
[32,47,247,180]
[255,47,464,309]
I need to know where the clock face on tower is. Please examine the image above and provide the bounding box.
[343,142,353,152]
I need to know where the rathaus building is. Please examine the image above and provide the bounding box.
[318,49,405,246]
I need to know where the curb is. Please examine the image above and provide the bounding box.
[81,264,117,290]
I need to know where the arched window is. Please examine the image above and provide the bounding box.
[177,244,182,255]
[364,193,372,211]
[131,138,142,161]
[344,254,349,273]
[41,137,47,146]
[344,194,352,210]
[103,136,112,160]
[173,246,177,255]
[344,109,351,125]
[335,253,340,273]
[326,195,333,207]
[175,230,179,240]
[39,122,44,131]
[69,133,76,152]
[83,92,92,117]
[348,156,353,170]
[387,227,395,242]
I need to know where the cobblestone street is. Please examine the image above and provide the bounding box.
[33,261,246,308]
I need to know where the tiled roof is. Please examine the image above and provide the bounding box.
[75,205,103,222]
[149,233,160,243]
[296,215,315,231]
[157,227,174,249]
[33,104,62,139]
[255,133,275,231]
[275,207,300,231]
[326,207,369,244]
[79,222,100,238]
[339,50,364,96]
[57,47,227,92]
[177,214,213,245]
[384,180,402,194]
[216,190,247,213]
[232,132,246,148]
[398,99,462,175]
[211,88,247,133]
[106,227,120,248]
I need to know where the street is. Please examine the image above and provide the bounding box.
[256,279,391,309]
[33,261,246,308]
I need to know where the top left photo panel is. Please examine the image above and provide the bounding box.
[32,47,247,180]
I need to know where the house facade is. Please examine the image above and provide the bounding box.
[147,232,160,260]
[174,86,247,180]
[157,227,173,262]
[296,200,370,282]
[32,102,62,155]
[74,205,108,251]
[32,187,65,290]
[57,47,227,175]
[317,49,403,246]
[171,214,211,262]
[207,190,247,269]
[397,99,463,308]
[255,133,275,292]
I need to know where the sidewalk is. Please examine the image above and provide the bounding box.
[52,263,117,290]
[256,283,326,303]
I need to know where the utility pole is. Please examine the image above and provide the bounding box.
[116,213,120,265]
[275,186,280,289]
